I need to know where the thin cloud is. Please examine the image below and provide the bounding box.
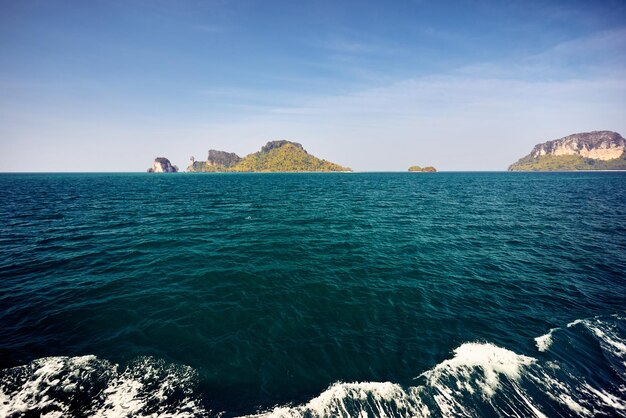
[314,31,403,56]
[191,24,225,33]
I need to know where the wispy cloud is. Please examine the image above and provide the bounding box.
[322,37,380,54]
[190,27,626,171]
[261,74,626,120]
[191,24,225,34]
[524,27,626,74]
[314,30,403,57]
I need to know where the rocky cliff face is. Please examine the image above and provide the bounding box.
[207,150,241,168]
[261,140,305,154]
[529,131,625,161]
[509,131,626,171]
[148,157,178,173]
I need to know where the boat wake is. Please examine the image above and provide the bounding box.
[0,356,207,418]
[1,314,625,417]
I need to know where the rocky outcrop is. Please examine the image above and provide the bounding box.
[148,157,178,173]
[188,150,243,172]
[261,140,305,154]
[509,131,626,171]
[408,166,437,172]
[187,141,351,172]
[207,150,241,168]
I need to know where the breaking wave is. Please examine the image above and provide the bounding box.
[245,314,626,418]
[2,314,625,417]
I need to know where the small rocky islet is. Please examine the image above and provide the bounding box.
[408,165,437,172]
[147,157,178,173]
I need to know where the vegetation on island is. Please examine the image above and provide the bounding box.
[187,161,227,172]
[408,165,437,172]
[188,140,351,172]
[508,154,626,171]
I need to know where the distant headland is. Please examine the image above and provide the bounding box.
[509,131,626,171]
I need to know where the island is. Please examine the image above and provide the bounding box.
[408,165,437,172]
[187,140,351,172]
[508,131,626,171]
[148,157,178,173]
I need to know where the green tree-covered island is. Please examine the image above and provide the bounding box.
[408,165,437,172]
[187,140,351,172]
[509,131,626,171]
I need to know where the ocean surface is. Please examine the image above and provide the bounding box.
[1,172,625,417]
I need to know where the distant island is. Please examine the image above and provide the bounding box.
[187,140,351,172]
[148,157,178,173]
[509,131,626,171]
[408,165,437,172]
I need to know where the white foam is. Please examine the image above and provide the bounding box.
[529,368,594,416]
[420,342,535,396]
[558,393,591,416]
[0,356,206,418]
[246,381,430,418]
[93,376,145,418]
[534,328,557,352]
[246,343,540,418]
[0,355,102,418]
[582,383,626,411]
[567,319,585,328]
[421,342,543,417]
[584,320,626,357]
[511,383,548,418]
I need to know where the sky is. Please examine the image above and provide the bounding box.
[1,0,625,171]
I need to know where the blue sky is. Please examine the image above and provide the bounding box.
[1,0,625,171]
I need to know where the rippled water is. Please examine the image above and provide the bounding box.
[1,172,625,417]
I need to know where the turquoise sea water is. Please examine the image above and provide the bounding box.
[1,172,625,417]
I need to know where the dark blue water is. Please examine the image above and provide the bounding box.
[1,172,625,417]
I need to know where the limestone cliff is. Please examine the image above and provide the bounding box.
[148,157,178,173]
[187,141,351,172]
[509,131,626,171]
[207,150,241,167]
[188,150,242,172]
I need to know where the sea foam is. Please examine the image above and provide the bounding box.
[0,356,207,418]
[534,328,557,352]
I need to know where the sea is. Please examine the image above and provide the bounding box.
[1,172,625,417]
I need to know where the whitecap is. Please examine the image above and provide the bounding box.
[581,319,626,357]
[534,328,558,352]
[246,381,430,418]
